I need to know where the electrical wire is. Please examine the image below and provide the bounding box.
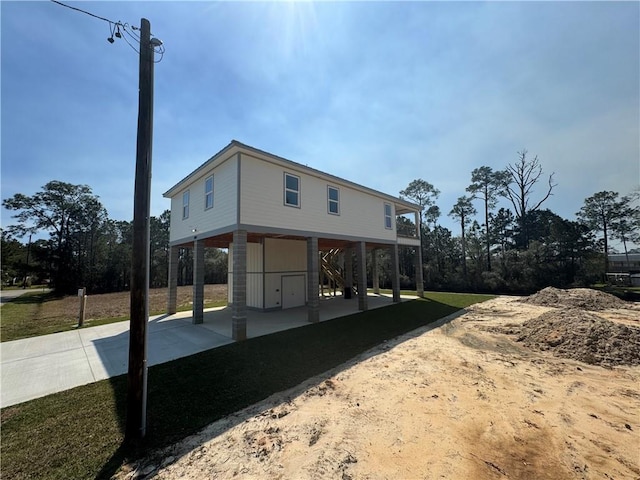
[123,23,164,62]
[50,0,113,24]
[50,0,165,62]
[121,25,141,55]
[122,25,140,43]
[123,23,141,40]
[153,45,165,64]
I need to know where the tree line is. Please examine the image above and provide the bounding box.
[394,150,639,293]
[2,151,638,296]
[1,180,227,294]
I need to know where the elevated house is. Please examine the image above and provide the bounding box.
[163,141,423,340]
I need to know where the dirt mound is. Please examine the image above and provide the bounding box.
[509,309,640,367]
[521,287,627,311]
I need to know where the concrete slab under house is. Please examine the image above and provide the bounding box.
[163,141,424,340]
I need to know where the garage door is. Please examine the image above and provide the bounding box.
[282,275,305,309]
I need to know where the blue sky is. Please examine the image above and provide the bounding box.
[2,1,639,246]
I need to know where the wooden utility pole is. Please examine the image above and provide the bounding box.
[126,17,154,442]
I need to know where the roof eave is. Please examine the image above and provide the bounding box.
[162,140,423,214]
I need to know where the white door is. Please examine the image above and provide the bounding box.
[282,275,305,309]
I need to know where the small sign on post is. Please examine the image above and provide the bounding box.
[78,287,87,327]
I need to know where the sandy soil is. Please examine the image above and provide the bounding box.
[122,292,640,480]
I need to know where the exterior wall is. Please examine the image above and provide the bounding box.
[239,153,397,242]
[228,242,263,309]
[264,238,307,310]
[228,238,306,310]
[169,154,238,243]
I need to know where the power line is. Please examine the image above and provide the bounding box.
[50,0,113,24]
[50,0,164,61]
[121,26,141,55]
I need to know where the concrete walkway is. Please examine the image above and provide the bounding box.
[1,293,415,408]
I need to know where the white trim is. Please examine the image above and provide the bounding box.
[327,185,340,215]
[204,174,214,210]
[182,190,190,220]
[384,202,392,230]
[284,172,301,208]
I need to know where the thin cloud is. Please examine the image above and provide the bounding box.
[1,1,638,244]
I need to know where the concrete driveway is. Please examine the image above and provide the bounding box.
[0,293,416,408]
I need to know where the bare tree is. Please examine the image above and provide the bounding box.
[504,150,556,248]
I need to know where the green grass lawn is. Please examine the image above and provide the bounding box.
[0,292,57,340]
[1,292,492,480]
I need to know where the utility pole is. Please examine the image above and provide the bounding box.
[126,17,154,442]
[50,2,162,441]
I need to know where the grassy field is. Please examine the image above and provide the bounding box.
[0,291,493,480]
[0,285,228,342]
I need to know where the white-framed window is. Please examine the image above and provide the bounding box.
[327,186,340,215]
[204,175,214,210]
[384,202,392,229]
[182,190,190,219]
[284,172,300,208]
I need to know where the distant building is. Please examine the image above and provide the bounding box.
[608,253,640,273]
[607,253,640,286]
[163,141,424,340]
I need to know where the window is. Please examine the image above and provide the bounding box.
[205,175,214,209]
[384,203,392,229]
[284,173,300,207]
[328,186,339,215]
[182,190,190,219]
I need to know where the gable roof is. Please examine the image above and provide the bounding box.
[163,140,422,215]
